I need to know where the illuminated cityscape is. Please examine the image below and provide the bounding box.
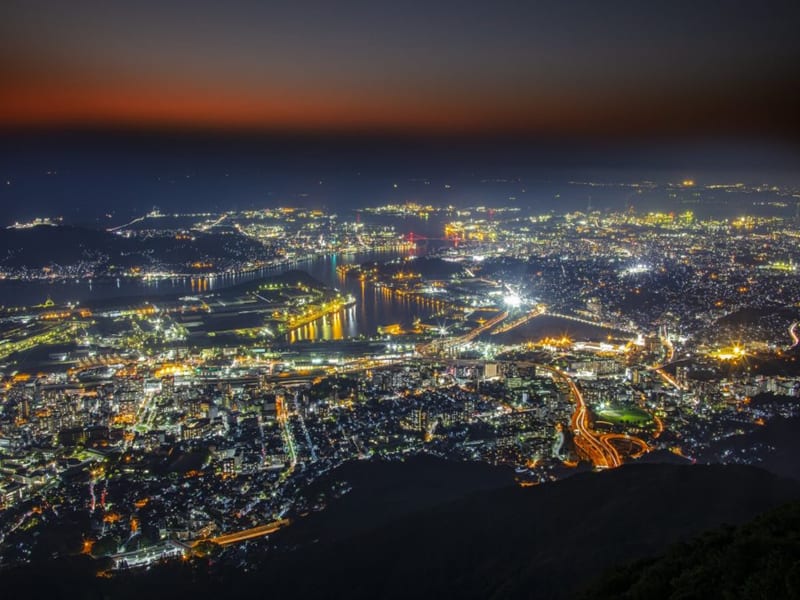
[2,0,800,597]
[2,185,800,578]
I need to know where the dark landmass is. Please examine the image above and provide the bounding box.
[244,463,799,600]
[717,306,800,327]
[631,448,694,466]
[750,352,800,377]
[375,256,466,280]
[275,455,516,546]
[584,500,800,599]
[699,415,800,481]
[0,224,271,272]
[2,461,799,599]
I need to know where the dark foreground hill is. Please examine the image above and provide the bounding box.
[2,462,799,600]
[244,463,800,600]
[584,500,800,599]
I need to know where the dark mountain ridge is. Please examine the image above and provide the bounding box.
[3,461,798,599]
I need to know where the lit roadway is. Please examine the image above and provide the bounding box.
[539,365,621,469]
[544,311,638,335]
[107,214,146,232]
[417,310,508,355]
[790,322,799,349]
[651,334,684,390]
[196,213,228,231]
[491,304,546,335]
[337,353,649,469]
[292,391,318,462]
[276,395,297,469]
[600,434,650,459]
[204,518,291,547]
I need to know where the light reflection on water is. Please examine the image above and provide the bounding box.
[0,249,441,340]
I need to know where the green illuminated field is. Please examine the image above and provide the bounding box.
[596,405,653,427]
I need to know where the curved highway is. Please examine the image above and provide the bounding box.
[600,433,650,459]
[652,334,684,390]
[540,365,622,469]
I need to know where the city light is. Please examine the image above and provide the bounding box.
[503,294,522,308]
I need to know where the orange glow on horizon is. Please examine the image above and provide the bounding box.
[0,74,733,137]
[0,78,555,134]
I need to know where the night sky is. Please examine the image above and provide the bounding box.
[2,0,800,139]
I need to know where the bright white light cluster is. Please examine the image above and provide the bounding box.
[621,263,650,276]
[503,294,521,307]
